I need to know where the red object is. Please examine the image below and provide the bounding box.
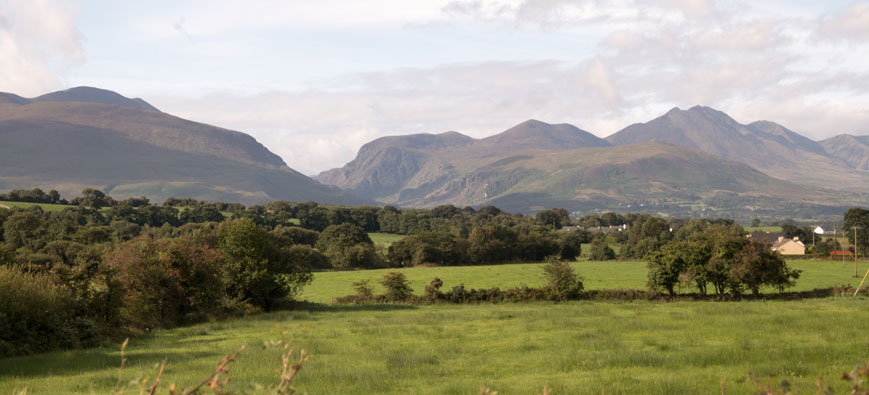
[830,250,854,256]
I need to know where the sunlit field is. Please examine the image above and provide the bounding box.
[300,260,868,303]
[3,299,869,394]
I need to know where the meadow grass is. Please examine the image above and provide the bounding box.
[300,260,868,304]
[3,299,869,394]
[368,232,406,247]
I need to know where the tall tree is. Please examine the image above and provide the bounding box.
[844,208,869,256]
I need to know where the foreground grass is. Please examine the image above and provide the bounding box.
[3,299,869,393]
[301,260,868,303]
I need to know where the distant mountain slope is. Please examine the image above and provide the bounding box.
[318,117,864,218]
[475,119,610,152]
[34,86,160,112]
[820,134,869,171]
[0,87,365,205]
[316,119,610,199]
[316,131,475,199]
[605,106,869,191]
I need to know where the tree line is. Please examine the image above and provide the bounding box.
[2,188,865,357]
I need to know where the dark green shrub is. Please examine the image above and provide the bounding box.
[380,271,413,302]
[542,257,584,300]
[285,244,332,271]
[589,239,616,261]
[0,266,85,356]
[316,223,377,269]
[558,231,585,260]
[273,225,319,247]
[218,218,313,310]
[353,279,374,298]
[109,236,225,328]
[424,277,444,301]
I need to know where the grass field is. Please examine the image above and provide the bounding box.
[4,299,869,394]
[744,226,784,233]
[300,260,869,303]
[0,200,71,212]
[369,232,406,247]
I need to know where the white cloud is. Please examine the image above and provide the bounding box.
[0,0,83,96]
[134,0,450,39]
[818,2,869,41]
[151,60,626,175]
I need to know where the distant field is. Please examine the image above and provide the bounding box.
[300,260,866,303]
[4,299,869,394]
[744,226,783,233]
[369,232,406,247]
[0,200,71,212]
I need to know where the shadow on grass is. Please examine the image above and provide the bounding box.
[0,348,214,378]
[293,300,419,312]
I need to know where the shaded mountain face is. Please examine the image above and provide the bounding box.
[316,131,475,199]
[605,106,869,192]
[316,119,610,200]
[0,87,365,205]
[820,134,869,171]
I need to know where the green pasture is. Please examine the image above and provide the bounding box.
[4,299,869,394]
[368,232,406,247]
[301,260,869,304]
[744,226,783,233]
[0,200,70,212]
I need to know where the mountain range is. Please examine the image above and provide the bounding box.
[318,107,869,220]
[0,87,365,205]
[2,86,866,220]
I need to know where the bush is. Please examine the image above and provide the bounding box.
[218,218,313,310]
[109,236,225,328]
[589,239,616,261]
[380,271,413,302]
[352,279,374,298]
[285,245,332,271]
[0,266,91,356]
[558,231,585,260]
[273,225,319,247]
[542,257,584,300]
[316,223,377,269]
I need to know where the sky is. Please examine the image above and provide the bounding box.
[1,0,868,175]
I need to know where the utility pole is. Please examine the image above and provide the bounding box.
[854,226,860,278]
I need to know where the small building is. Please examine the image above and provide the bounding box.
[771,236,806,255]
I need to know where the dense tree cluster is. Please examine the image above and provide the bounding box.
[0,188,65,204]
[646,222,801,296]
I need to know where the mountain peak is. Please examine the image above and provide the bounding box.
[478,119,610,151]
[34,86,160,112]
